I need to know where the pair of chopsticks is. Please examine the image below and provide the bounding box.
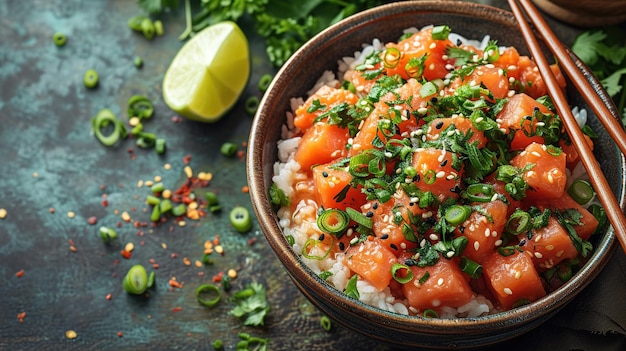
[508,0,626,254]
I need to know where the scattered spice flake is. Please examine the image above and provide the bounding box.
[87,216,97,225]
[227,269,238,279]
[212,271,224,283]
[237,150,245,159]
[65,330,77,339]
[248,237,257,246]
[168,278,183,289]
[164,163,171,170]
[120,249,132,259]
[172,306,183,313]
[33,172,39,178]
[16,270,24,278]
[117,331,124,338]
[106,293,112,300]
[182,257,191,266]
[67,211,75,218]
[121,211,131,222]
[182,154,191,164]
[171,115,183,123]
[49,207,55,214]
[125,242,135,252]
[0,208,7,219]
[214,245,224,255]
[194,260,202,268]
[17,312,26,323]
[241,185,249,193]
[68,239,77,252]
[161,242,167,249]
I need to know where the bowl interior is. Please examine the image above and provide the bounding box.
[247,1,625,348]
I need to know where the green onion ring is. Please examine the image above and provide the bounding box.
[345,207,372,229]
[195,284,221,307]
[320,316,332,332]
[84,69,99,88]
[459,256,483,279]
[92,109,121,146]
[123,264,149,295]
[258,74,273,92]
[567,179,594,205]
[230,206,252,233]
[317,208,349,236]
[463,183,496,202]
[391,263,414,284]
[383,47,401,69]
[53,32,67,46]
[445,205,472,226]
[128,95,154,120]
[423,309,439,318]
[245,96,259,115]
[505,210,532,234]
[302,238,332,260]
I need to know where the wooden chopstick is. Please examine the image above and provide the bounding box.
[508,0,626,253]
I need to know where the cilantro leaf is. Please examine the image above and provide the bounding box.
[601,67,626,98]
[571,30,606,66]
[229,282,270,326]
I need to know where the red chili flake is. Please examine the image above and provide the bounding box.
[105,293,112,300]
[152,263,160,269]
[241,141,248,148]
[212,271,224,283]
[149,258,156,264]
[87,216,97,225]
[241,185,249,193]
[113,259,120,266]
[182,154,192,165]
[100,184,106,191]
[117,221,122,228]
[17,311,26,323]
[168,279,183,289]
[197,272,205,277]
[171,307,183,313]
[49,207,55,214]
[120,250,132,259]
[16,270,24,278]
[117,331,124,338]
[248,237,257,246]
[127,148,134,154]
[170,253,179,259]
[171,116,183,123]
[101,199,109,207]
[237,150,245,159]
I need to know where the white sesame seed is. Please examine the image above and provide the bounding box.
[436,171,445,178]
[491,193,499,202]
[495,239,503,246]
[515,271,522,279]
[504,288,513,295]
[531,151,542,157]
[446,251,455,258]
[534,252,543,259]
[437,278,444,286]
[484,228,491,237]
[474,241,480,251]
[492,230,498,238]
[429,233,439,241]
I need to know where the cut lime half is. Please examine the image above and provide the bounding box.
[163,21,250,123]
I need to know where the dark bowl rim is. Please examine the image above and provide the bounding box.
[247,0,624,333]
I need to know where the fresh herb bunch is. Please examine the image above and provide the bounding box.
[572,26,626,125]
[136,0,395,67]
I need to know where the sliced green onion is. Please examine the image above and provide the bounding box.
[123,264,149,294]
[302,238,332,260]
[128,95,154,120]
[196,284,221,307]
[258,74,273,92]
[431,25,451,40]
[212,339,224,350]
[505,209,532,234]
[147,271,156,288]
[320,316,332,332]
[382,47,401,68]
[498,245,518,257]
[209,205,222,213]
[245,96,259,115]
[53,32,67,46]
[159,199,173,214]
[154,20,164,36]
[557,264,573,282]
[84,69,99,88]
[484,43,500,63]
[316,208,349,236]
[391,263,414,284]
[92,109,123,146]
[155,138,166,154]
[419,81,438,98]
[423,309,439,318]
[345,207,372,229]
[151,182,164,193]
[405,56,425,78]
[230,206,252,233]
[128,15,148,31]
[131,123,143,135]
[150,205,161,222]
[423,169,436,185]
[205,191,219,206]
[98,226,118,244]
[286,235,295,246]
[445,205,471,225]
[567,179,594,205]
[141,18,155,39]
[463,183,496,202]
[459,257,482,279]
[220,142,238,157]
[134,56,143,68]
[172,204,186,217]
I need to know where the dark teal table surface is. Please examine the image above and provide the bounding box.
[1,1,624,350]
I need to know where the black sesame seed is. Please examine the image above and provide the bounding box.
[372,202,379,210]
[366,188,375,193]
[440,159,448,167]
[519,239,527,247]
[435,121,444,129]
[380,234,389,240]
[322,171,329,177]
[405,258,416,266]
[415,174,421,182]
[319,234,325,241]
[390,243,398,251]
[458,225,465,233]
[366,211,374,218]
[339,242,345,251]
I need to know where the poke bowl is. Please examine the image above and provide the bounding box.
[246,1,625,349]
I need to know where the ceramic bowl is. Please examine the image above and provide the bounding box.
[247,1,625,349]
[533,0,626,27]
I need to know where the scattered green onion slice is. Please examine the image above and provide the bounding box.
[463,183,496,202]
[220,142,238,157]
[212,339,224,350]
[320,316,332,332]
[147,271,156,288]
[209,205,222,213]
[84,69,99,88]
[557,264,573,282]
[205,191,219,206]
[245,96,259,115]
[258,74,273,92]
[92,109,123,146]
[567,179,594,205]
[195,284,221,307]
[505,209,532,234]
[151,182,165,193]
[317,208,349,236]
[128,15,147,31]
[141,18,155,39]
[512,299,531,309]
[154,20,164,36]
[286,235,295,246]
[431,25,451,40]
[134,56,143,68]
[98,226,118,244]
[382,47,401,68]
[345,207,372,229]
[484,43,500,63]
[391,263,414,284]
[146,195,161,206]
[172,204,186,217]
[53,32,67,46]
[459,257,483,279]
[302,238,332,260]
[230,206,252,233]
[128,95,154,120]
[155,138,166,154]
[423,309,439,318]
[445,205,471,225]
[159,199,173,214]
[419,81,438,98]
[150,205,161,222]
[123,264,149,294]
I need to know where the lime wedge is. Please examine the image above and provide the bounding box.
[163,21,250,123]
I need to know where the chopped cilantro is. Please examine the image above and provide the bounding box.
[229,282,270,326]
